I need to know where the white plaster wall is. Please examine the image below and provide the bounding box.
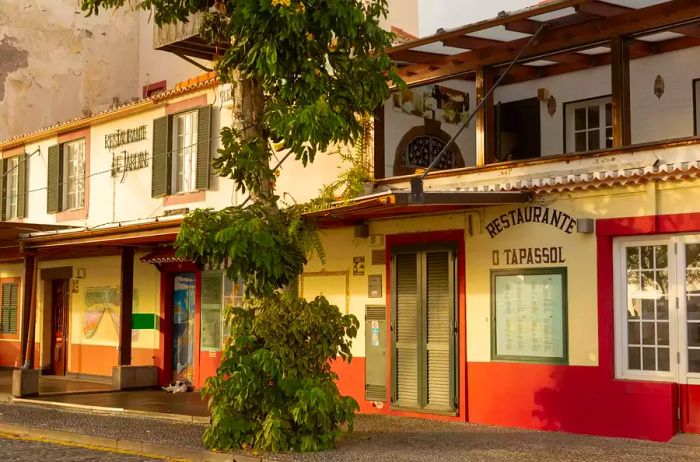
[383,0,420,36]
[384,79,476,175]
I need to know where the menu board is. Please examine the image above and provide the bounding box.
[492,268,567,363]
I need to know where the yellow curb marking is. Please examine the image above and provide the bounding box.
[0,430,188,461]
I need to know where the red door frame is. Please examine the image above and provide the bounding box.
[155,261,202,387]
[385,229,467,421]
[597,211,700,435]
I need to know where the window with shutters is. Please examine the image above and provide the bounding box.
[391,247,458,414]
[0,281,19,335]
[151,105,212,198]
[47,137,87,214]
[2,155,25,220]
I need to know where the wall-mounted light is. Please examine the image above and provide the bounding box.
[577,218,595,234]
[654,75,665,99]
[547,95,557,117]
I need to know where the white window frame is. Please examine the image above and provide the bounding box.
[171,110,198,194]
[63,139,85,211]
[614,234,700,385]
[565,96,612,153]
[4,156,19,220]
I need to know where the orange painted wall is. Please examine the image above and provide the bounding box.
[0,341,21,367]
[69,344,157,377]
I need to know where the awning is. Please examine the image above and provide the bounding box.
[140,247,186,264]
[0,222,75,261]
[304,190,531,227]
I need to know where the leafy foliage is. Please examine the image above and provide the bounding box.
[80,0,399,452]
[204,293,359,451]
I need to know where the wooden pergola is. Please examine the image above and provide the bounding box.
[377,0,700,174]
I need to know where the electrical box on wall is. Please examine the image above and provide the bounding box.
[365,305,387,402]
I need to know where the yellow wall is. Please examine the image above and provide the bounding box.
[306,178,700,368]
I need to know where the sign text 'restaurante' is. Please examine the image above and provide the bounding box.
[486,206,576,238]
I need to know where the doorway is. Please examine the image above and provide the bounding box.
[172,272,195,382]
[50,279,70,376]
[495,97,541,162]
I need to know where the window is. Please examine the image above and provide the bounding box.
[200,270,244,352]
[64,139,85,210]
[151,105,212,198]
[391,247,458,413]
[614,236,700,383]
[393,122,465,176]
[495,97,541,162]
[0,281,18,334]
[565,96,612,153]
[2,155,27,220]
[47,138,86,213]
[172,111,198,194]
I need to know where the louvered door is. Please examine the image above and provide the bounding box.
[394,253,420,408]
[392,248,457,413]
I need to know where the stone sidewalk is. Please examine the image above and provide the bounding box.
[2,401,700,461]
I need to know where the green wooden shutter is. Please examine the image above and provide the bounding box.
[393,252,420,408]
[16,153,27,218]
[1,282,18,333]
[196,105,212,190]
[425,251,453,410]
[152,116,170,197]
[47,144,61,213]
[201,270,223,352]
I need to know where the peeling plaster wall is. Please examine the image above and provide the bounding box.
[0,1,201,141]
[0,0,140,140]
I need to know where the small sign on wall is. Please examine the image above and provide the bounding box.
[368,274,382,298]
[353,256,365,276]
[71,279,79,293]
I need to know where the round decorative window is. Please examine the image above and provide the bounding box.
[402,135,458,170]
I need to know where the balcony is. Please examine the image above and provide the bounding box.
[153,12,224,61]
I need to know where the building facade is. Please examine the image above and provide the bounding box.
[2,0,700,445]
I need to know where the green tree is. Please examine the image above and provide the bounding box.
[81,0,399,452]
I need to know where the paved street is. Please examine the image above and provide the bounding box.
[0,434,164,461]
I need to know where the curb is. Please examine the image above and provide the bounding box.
[11,397,211,424]
[0,422,268,462]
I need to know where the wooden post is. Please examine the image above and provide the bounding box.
[21,254,38,368]
[373,105,385,179]
[475,68,495,166]
[118,247,134,366]
[611,36,631,147]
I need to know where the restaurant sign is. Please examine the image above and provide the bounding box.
[104,125,147,150]
[486,205,576,238]
[111,150,149,178]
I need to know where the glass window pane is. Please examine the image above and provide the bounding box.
[641,271,657,294]
[605,128,613,148]
[642,322,656,345]
[658,347,670,372]
[688,244,700,269]
[657,297,669,320]
[587,130,599,150]
[588,105,600,128]
[628,321,640,345]
[688,296,700,321]
[605,103,612,126]
[655,246,668,268]
[628,299,641,319]
[641,246,654,269]
[575,107,586,130]
[657,322,669,345]
[642,299,655,319]
[690,349,700,373]
[628,347,641,370]
[688,269,700,295]
[688,322,700,347]
[626,247,639,270]
[642,347,656,371]
[575,132,586,152]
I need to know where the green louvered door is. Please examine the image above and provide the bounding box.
[392,248,457,413]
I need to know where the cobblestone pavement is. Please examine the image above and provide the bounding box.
[0,434,164,461]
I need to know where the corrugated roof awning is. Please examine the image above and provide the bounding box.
[304,190,531,227]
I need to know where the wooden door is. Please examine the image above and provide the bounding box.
[51,279,69,375]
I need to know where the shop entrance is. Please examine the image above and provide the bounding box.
[172,272,195,382]
[391,246,458,413]
[616,236,700,433]
[50,279,70,376]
